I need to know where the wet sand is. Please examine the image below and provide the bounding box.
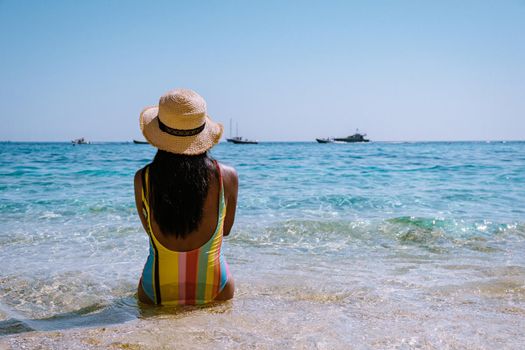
[1,277,524,350]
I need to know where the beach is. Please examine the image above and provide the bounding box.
[1,141,524,349]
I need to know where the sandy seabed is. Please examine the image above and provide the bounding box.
[1,283,524,350]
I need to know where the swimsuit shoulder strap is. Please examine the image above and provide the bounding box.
[213,160,225,214]
[140,165,154,234]
[213,160,222,191]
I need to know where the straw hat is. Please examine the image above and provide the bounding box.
[140,89,223,155]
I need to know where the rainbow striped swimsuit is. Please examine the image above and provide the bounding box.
[140,161,230,305]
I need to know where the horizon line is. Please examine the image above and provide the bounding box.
[1,139,523,143]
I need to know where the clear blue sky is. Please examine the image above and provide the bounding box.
[1,0,524,141]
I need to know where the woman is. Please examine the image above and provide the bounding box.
[134,88,238,305]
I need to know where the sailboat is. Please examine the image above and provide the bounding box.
[226,119,258,144]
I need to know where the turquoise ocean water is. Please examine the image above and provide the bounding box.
[1,141,524,347]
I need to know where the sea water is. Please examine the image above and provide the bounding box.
[0,141,524,348]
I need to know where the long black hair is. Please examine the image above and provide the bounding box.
[148,150,215,238]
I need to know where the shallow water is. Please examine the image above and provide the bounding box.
[0,141,524,348]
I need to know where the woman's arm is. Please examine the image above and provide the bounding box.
[134,168,150,233]
[220,164,238,236]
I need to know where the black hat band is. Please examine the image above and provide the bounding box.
[158,117,206,137]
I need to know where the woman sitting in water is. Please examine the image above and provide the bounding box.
[134,88,238,305]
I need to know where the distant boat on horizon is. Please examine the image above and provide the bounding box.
[226,119,258,144]
[226,136,242,143]
[72,137,89,145]
[133,139,148,144]
[316,138,334,144]
[317,129,370,143]
[229,138,258,144]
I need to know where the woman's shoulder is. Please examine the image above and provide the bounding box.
[217,162,238,181]
[134,164,151,189]
[216,162,238,193]
[134,165,146,181]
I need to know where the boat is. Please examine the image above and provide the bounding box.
[316,138,334,144]
[133,139,149,144]
[71,137,89,145]
[226,136,242,143]
[333,130,370,143]
[226,119,258,144]
[230,138,258,144]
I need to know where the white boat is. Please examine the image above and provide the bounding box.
[71,137,90,145]
[226,119,258,144]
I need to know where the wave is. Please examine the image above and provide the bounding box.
[239,194,402,212]
[231,217,525,254]
[0,298,138,336]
